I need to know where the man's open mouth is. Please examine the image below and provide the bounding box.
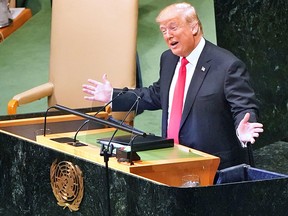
[170,41,179,47]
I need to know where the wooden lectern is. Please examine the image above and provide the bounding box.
[0,111,220,187]
[1,111,288,215]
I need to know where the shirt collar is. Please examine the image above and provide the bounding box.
[181,37,205,65]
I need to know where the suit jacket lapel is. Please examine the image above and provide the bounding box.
[181,42,212,127]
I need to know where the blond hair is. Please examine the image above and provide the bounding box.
[156,2,203,34]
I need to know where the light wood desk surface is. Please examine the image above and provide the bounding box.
[0,113,220,187]
[36,128,220,187]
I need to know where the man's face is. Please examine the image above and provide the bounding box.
[159,17,197,57]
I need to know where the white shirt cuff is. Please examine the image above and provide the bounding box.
[236,130,248,148]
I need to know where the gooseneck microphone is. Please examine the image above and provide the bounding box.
[43,102,146,137]
[42,90,144,216]
[99,90,143,216]
[102,91,144,165]
[72,87,129,145]
[101,91,143,155]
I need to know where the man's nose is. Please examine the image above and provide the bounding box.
[164,30,173,38]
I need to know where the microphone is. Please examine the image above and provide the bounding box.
[107,116,145,135]
[72,87,129,145]
[102,91,143,163]
[43,103,146,138]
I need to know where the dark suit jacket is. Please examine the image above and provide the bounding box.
[113,40,259,169]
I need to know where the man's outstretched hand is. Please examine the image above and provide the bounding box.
[82,74,113,103]
[237,113,264,144]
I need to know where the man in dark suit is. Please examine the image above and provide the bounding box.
[82,2,263,169]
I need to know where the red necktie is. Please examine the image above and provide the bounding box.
[167,57,189,143]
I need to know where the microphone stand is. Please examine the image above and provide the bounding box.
[101,94,142,158]
[71,119,90,146]
[126,95,141,165]
[100,91,142,216]
[101,142,113,216]
[72,87,129,145]
[43,104,145,136]
[128,134,141,165]
[43,91,144,216]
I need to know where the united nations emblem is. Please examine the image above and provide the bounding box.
[50,160,84,212]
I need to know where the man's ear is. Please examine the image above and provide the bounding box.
[191,23,199,35]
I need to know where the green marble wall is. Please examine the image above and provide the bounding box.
[214,0,288,147]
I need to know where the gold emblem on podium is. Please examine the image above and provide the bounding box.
[50,160,84,212]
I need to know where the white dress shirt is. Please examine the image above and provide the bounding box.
[168,37,206,122]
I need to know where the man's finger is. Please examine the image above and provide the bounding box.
[87,79,101,86]
[243,112,250,123]
[84,96,95,101]
[253,133,260,137]
[254,128,264,133]
[250,122,263,128]
[82,84,95,91]
[102,74,111,85]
